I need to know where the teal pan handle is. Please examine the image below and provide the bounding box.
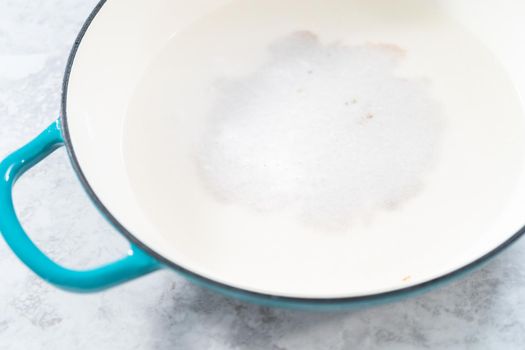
[0,120,161,292]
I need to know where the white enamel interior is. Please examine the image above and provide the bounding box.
[66,0,525,298]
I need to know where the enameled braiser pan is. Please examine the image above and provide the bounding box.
[2,0,525,309]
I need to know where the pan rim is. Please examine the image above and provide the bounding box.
[59,0,525,306]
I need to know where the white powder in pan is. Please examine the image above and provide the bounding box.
[198,31,443,230]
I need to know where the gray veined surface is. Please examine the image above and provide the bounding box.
[1,1,525,349]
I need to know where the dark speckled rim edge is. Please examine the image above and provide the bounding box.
[60,0,525,307]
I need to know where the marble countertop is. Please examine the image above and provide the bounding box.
[1,1,525,349]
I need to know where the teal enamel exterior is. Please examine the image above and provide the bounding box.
[1,119,523,310]
[0,120,160,292]
[168,249,494,311]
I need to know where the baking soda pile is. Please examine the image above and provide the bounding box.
[198,32,443,229]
